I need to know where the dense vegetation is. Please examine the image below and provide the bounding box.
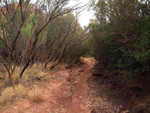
[89,0,150,76]
[0,0,88,86]
[89,0,150,112]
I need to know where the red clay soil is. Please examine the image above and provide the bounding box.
[0,58,129,113]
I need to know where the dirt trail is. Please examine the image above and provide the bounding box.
[65,58,93,113]
[47,58,93,113]
[1,58,129,113]
[1,58,93,113]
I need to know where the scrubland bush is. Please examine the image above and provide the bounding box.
[90,0,150,77]
[89,0,150,112]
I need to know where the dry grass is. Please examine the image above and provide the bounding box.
[0,87,15,105]
[0,66,7,74]
[0,63,51,88]
[0,63,52,106]
[0,83,42,106]
[0,63,55,105]
[0,66,20,89]
[0,66,7,86]
[12,71,20,85]
[23,63,49,81]
[14,84,27,98]
[28,86,43,102]
[0,72,19,90]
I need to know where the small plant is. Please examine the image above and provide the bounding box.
[0,87,15,104]
[28,86,43,102]
[14,84,27,98]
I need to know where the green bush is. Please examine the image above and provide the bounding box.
[89,0,150,75]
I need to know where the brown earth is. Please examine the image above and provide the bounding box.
[0,58,130,113]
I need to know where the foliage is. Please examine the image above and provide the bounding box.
[42,12,89,68]
[0,0,88,85]
[89,0,150,75]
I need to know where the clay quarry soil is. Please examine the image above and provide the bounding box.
[0,58,130,113]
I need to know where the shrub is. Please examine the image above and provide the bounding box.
[28,86,43,102]
[89,0,150,75]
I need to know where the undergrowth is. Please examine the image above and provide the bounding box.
[0,63,48,106]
